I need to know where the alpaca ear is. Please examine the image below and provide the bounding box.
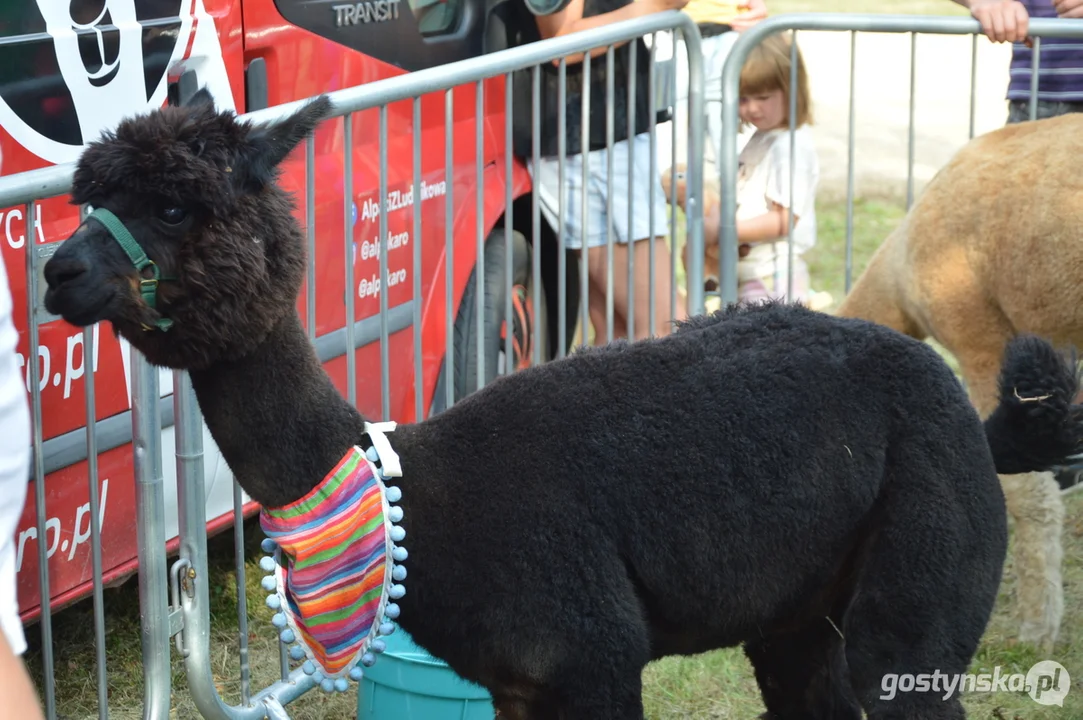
[184,87,216,109]
[233,95,333,191]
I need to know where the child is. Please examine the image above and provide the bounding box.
[732,31,821,305]
[667,31,829,309]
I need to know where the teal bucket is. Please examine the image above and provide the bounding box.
[357,625,495,720]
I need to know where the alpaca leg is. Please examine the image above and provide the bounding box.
[1000,470,1065,653]
[846,569,975,720]
[535,577,651,719]
[953,342,1066,653]
[743,621,862,719]
[492,696,559,720]
[847,590,975,720]
[844,452,1001,720]
[482,632,645,720]
[550,664,645,720]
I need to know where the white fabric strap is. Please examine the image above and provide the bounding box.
[364,421,402,478]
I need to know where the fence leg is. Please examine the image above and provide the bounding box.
[682,25,706,317]
[174,370,319,720]
[174,370,238,720]
[132,351,171,720]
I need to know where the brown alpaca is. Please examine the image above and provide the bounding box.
[836,113,1083,654]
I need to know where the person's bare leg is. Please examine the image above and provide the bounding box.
[632,237,684,339]
[586,244,633,341]
[586,267,628,344]
[587,278,605,345]
[587,238,683,342]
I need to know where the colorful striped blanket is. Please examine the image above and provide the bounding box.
[258,422,406,691]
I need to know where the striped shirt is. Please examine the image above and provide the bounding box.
[1007,1,1083,101]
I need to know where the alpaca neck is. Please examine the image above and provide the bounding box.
[187,312,369,508]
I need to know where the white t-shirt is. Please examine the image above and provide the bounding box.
[735,125,820,284]
[0,144,30,656]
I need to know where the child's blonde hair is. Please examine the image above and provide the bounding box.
[739,32,813,129]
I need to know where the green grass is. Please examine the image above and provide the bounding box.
[803,194,903,310]
[803,195,965,372]
[23,523,362,719]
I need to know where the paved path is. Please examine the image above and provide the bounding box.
[790,30,1013,199]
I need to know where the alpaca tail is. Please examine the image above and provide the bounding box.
[983,335,1083,475]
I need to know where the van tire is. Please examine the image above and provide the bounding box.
[452,229,547,403]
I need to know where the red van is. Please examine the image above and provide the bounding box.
[0,0,575,624]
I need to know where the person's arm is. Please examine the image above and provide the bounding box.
[535,0,688,64]
[953,0,1029,43]
[731,0,768,33]
[0,147,39,720]
[737,204,795,245]
[0,632,44,720]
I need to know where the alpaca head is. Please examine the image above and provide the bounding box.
[43,89,332,370]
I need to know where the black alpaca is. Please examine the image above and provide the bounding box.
[42,91,1083,720]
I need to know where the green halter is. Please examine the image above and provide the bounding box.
[87,207,175,332]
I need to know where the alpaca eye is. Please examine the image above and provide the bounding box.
[159,207,187,225]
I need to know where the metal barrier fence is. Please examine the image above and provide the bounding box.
[715,13,1083,305]
[0,9,704,720]
[23,8,1083,720]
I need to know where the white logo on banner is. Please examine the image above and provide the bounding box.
[0,0,235,165]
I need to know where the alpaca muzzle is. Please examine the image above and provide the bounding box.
[85,207,175,332]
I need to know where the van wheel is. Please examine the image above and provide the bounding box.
[452,229,549,403]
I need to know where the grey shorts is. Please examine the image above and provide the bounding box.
[528,132,671,250]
